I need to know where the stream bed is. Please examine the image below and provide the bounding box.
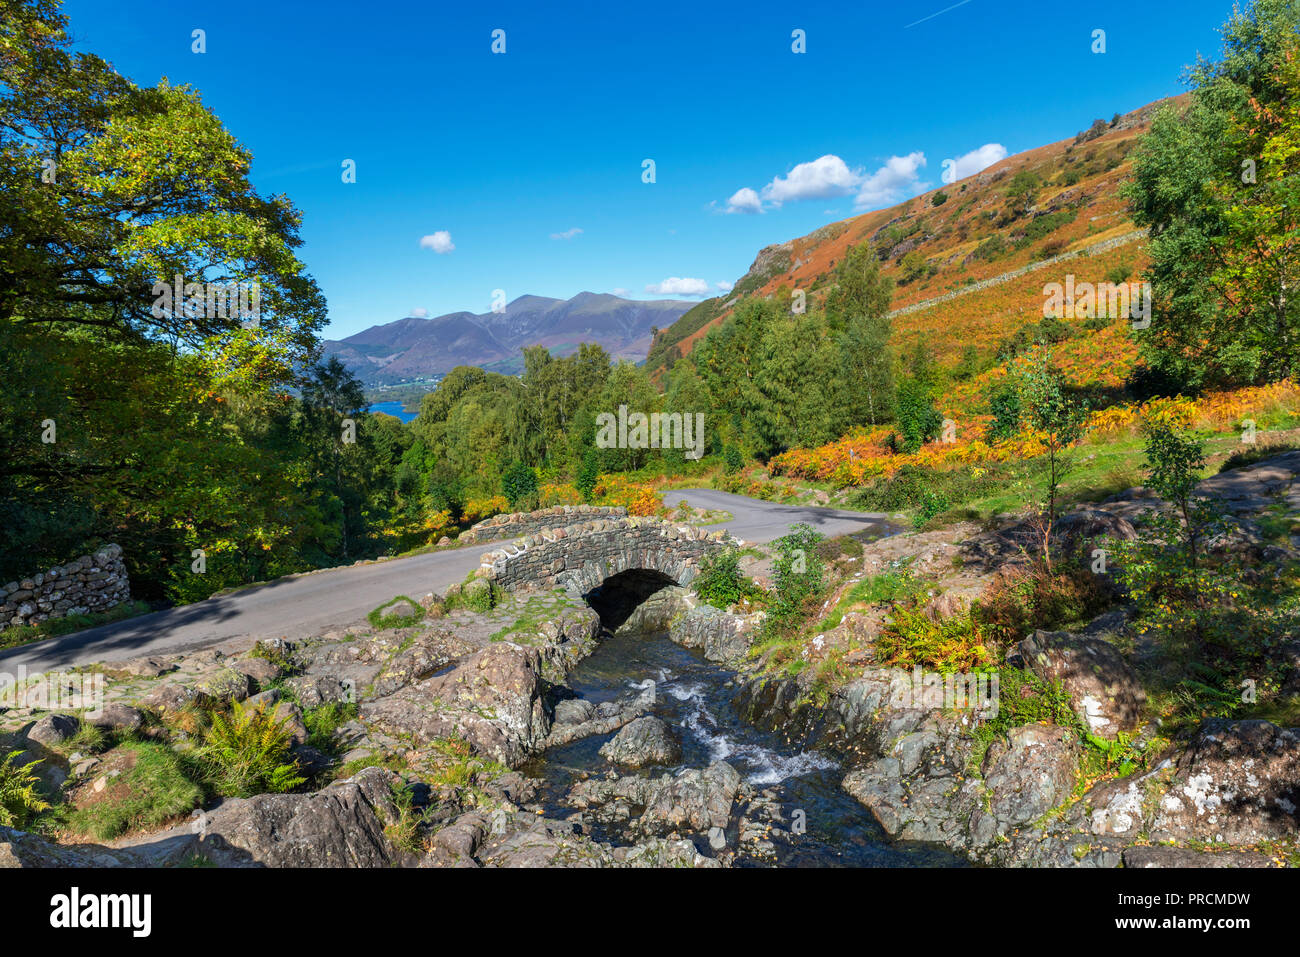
[525,628,965,867]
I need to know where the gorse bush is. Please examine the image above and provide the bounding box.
[194,701,306,798]
[0,750,49,827]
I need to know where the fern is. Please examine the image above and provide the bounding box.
[0,750,50,827]
[194,700,306,798]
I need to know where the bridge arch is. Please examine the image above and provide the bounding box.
[478,514,730,599]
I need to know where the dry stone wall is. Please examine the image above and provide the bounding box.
[1,545,130,630]
[461,505,627,545]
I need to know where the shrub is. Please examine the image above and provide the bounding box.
[723,445,745,475]
[194,700,306,798]
[931,190,949,206]
[912,488,950,528]
[973,563,1111,645]
[973,233,1008,261]
[575,449,600,502]
[0,750,50,827]
[987,383,1023,440]
[967,666,1080,764]
[501,461,539,509]
[693,547,761,608]
[895,379,943,453]
[764,523,827,636]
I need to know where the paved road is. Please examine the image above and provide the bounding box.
[0,492,891,674]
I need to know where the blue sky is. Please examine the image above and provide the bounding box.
[64,0,1233,339]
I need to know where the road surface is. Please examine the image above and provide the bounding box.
[0,491,891,673]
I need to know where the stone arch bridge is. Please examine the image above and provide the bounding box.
[479,513,732,598]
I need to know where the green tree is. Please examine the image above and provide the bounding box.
[1124,0,1300,388]
[825,243,895,427]
[1019,348,1089,570]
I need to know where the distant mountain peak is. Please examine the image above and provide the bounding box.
[324,291,695,384]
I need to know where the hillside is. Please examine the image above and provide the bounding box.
[646,99,1180,389]
[326,291,695,384]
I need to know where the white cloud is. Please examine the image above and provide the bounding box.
[409,307,428,318]
[419,230,454,254]
[723,187,763,215]
[944,143,1008,182]
[612,287,631,296]
[716,280,734,292]
[855,152,928,209]
[646,277,711,297]
[719,152,933,214]
[550,227,583,240]
[762,155,861,205]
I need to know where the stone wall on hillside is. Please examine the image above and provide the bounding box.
[461,505,628,545]
[1,545,130,630]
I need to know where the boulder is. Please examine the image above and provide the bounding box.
[1054,508,1139,558]
[140,682,208,715]
[638,761,742,835]
[194,668,254,703]
[25,713,79,747]
[669,605,759,665]
[283,675,354,709]
[1014,628,1145,738]
[554,698,595,725]
[0,826,140,868]
[980,724,1079,829]
[598,716,682,769]
[361,642,548,767]
[193,767,404,867]
[230,657,282,687]
[1122,846,1275,868]
[85,703,144,733]
[1150,720,1300,845]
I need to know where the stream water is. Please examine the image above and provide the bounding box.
[527,627,965,867]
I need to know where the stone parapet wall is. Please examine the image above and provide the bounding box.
[461,505,627,544]
[480,516,728,595]
[1,545,130,630]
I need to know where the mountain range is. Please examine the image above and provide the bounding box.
[324,292,694,384]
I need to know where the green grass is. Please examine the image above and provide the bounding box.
[303,701,359,756]
[367,595,426,630]
[861,425,1297,529]
[60,742,204,841]
[818,571,925,630]
[0,599,152,651]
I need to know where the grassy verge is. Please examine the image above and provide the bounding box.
[0,600,153,652]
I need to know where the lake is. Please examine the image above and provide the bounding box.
[367,401,417,423]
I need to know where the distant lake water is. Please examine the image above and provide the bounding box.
[367,401,417,423]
